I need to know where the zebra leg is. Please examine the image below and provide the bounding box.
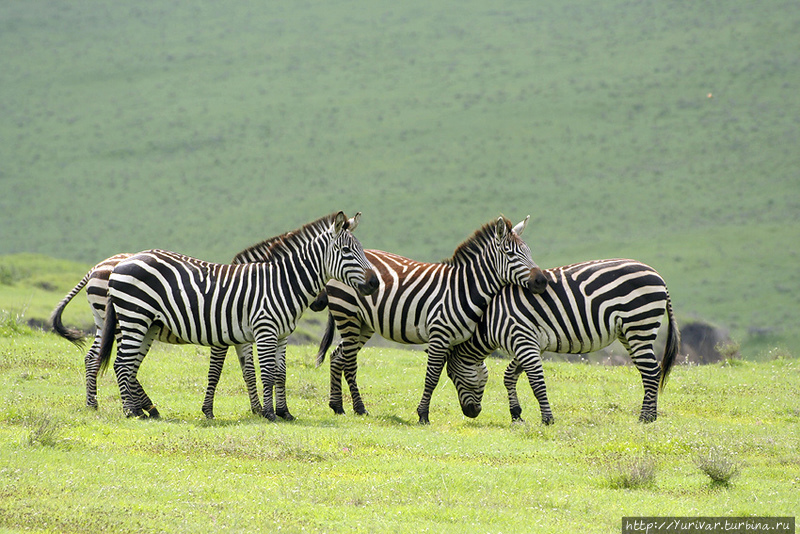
[202,345,228,419]
[328,344,347,414]
[84,334,102,409]
[329,329,371,415]
[622,337,661,423]
[236,343,262,415]
[274,340,295,421]
[113,328,157,418]
[131,380,159,418]
[343,353,368,416]
[255,330,279,421]
[516,349,553,425]
[503,358,526,423]
[416,339,449,425]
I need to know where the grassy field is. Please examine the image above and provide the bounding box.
[1,1,799,354]
[0,321,798,533]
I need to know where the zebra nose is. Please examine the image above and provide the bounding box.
[359,270,379,296]
[528,269,547,294]
[462,402,482,418]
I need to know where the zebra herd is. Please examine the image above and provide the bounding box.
[51,211,679,425]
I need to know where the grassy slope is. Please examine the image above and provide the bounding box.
[1,1,798,352]
[0,327,798,533]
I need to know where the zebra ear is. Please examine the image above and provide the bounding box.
[347,212,362,232]
[512,215,530,236]
[332,211,347,237]
[495,216,509,244]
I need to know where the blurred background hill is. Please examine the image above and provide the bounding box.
[1,1,798,357]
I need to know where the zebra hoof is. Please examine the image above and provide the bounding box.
[146,406,161,419]
[639,413,657,424]
[353,404,369,416]
[329,402,345,415]
[261,408,276,421]
[541,416,555,426]
[417,410,430,425]
[202,410,215,420]
[125,407,146,418]
[276,409,295,421]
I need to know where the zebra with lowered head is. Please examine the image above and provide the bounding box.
[447,258,680,424]
[315,215,548,424]
[97,212,378,419]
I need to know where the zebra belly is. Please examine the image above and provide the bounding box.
[369,309,430,345]
[536,326,617,355]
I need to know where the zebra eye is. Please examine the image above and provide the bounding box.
[342,246,351,254]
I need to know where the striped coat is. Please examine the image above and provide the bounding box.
[316,216,548,424]
[448,259,680,423]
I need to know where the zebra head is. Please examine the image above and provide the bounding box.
[326,211,379,296]
[445,350,488,418]
[495,216,547,294]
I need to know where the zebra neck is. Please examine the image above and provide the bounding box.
[453,261,504,313]
[276,248,329,306]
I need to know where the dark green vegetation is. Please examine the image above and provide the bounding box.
[1,324,798,533]
[1,3,798,347]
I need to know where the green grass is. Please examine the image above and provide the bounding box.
[1,325,798,533]
[1,1,799,355]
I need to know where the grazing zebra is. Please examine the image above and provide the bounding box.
[315,216,548,424]
[96,212,378,419]
[447,259,680,424]
[50,237,328,418]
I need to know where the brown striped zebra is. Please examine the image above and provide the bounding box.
[315,216,548,424]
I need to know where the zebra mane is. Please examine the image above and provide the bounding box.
[443,216,511,266]
[231,213,340,264]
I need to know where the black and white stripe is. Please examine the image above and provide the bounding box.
[448,259,680,424]
[50,253,184,415]
[315,216,548,424]
[97,212,377,419]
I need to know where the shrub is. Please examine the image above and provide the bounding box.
[694,447,740,486]
[26,413,65,448]
[603,456,657,489]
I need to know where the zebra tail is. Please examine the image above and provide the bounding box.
[315,312,336,367]
[97,302,118,376]
[659,294,680,392]
[49,272,92,348]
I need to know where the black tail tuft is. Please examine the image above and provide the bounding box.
[98,303,118,376]
[49,274,93,348]
[315,312,336,367]
[659,293,680,392]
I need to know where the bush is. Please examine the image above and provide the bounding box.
[694,447,741,486]
[604,456,657,489]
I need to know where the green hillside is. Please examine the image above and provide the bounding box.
[1,1,798,355]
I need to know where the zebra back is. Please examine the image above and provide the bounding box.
[317,216,542,360]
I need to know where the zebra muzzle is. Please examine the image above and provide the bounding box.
[528,268,548,294]
[461,402,482,418]
[358,269,379,296]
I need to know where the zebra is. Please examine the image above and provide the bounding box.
[50,237,328,418]
[446,258,680,424]
[96,212,378,419]
[50,253,183,416]
[315,215,548,424]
